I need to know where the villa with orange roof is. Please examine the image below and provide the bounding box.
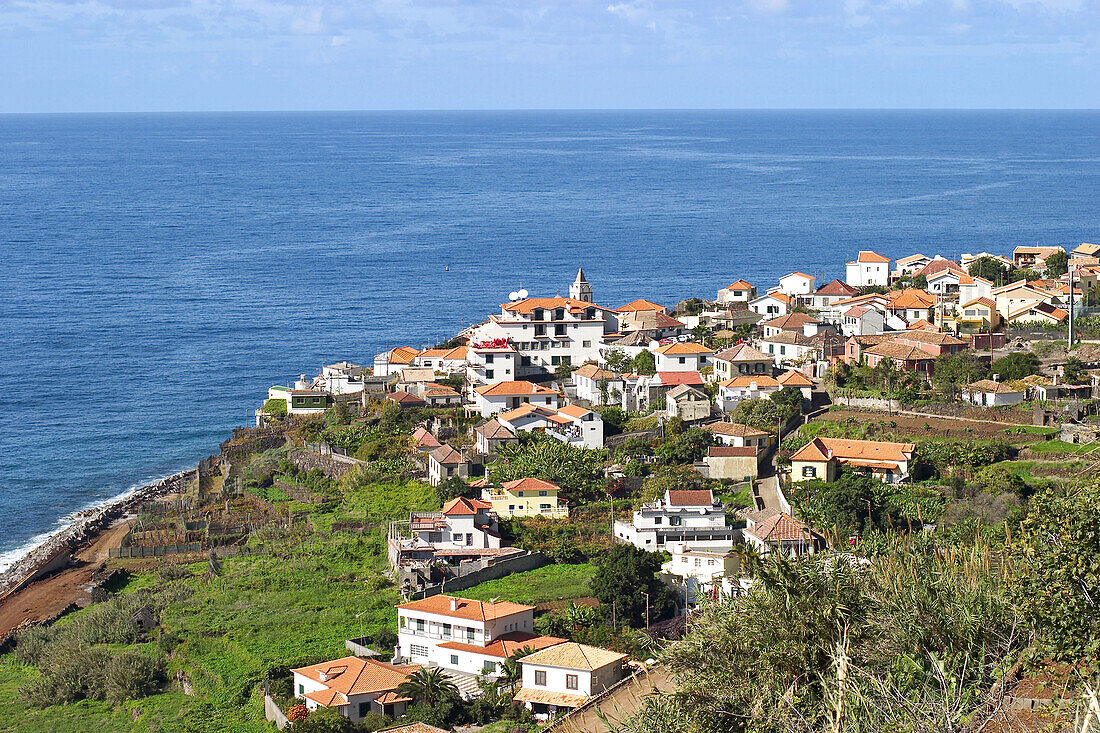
[749,289,794,318]
[471,380,564,418]
[494,402,604,448]
[373,346,421,377]
[652,341,714,372]
[481,477,569,518]
[397,595,564,691]
[515,642,628,721]
[715,374,781,410]
[291,656,422,722]
[778,271,816,296]
[790,437,915,483]
[846,250,891,287]
[717,279,757,304]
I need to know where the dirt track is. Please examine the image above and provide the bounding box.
[0,518,131,641]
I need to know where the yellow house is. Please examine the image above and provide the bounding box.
[481,478,569,519]
[955,297,1002,334]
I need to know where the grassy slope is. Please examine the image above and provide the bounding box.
[0,479,432,733]
[459,563,597,606]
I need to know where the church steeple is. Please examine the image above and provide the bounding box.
[570,268,593,302]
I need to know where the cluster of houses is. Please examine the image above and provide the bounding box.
[292,593,631,724]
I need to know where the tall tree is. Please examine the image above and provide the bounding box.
[590,544,675,627]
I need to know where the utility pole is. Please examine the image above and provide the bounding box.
[642,591,650,629]
[1069,263,1075,349]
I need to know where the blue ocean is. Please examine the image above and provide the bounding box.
[2,110,1099,565]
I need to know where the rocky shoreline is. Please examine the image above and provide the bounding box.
[0,468,196,600]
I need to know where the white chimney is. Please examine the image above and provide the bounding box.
[450,597,458,611]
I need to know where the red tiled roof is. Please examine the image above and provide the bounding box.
[438,632,565,659]
[666,489,714,506]
[654,371,705,386]
[475,381,562,397]
[501,297,600,315]
[501,477,561,492]
[763,313,819,330]
[854,250,891,263]
[441,496,492,515]
[653,342,713,355]
[616,298,666,313]
[814,279,860,297]
[291,656,421,698]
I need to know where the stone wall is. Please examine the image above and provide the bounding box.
[288,450,358,480]
[219,427,286,465]
[408,551,548,599]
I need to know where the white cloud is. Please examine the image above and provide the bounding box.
[331,34,348,46]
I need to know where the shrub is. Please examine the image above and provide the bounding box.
[103,650,166,703]
[263,398,288,417]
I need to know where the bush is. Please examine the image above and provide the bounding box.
[263,398,288,417]
[292,705,357,732]
[103,650,166,703]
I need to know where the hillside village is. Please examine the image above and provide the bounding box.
[5,246,1100,732]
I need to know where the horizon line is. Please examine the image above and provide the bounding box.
[3,106,1100,116]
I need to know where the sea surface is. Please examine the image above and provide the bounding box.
[2,110,1099,566]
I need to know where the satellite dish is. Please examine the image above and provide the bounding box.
[509,291,519,301]
[517,289,529,299]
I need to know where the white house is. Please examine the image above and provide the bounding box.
[653,342,713,372]
[778,272,816,296]
[291,656,422,722]
[317,361,368,395]
[614,489,735,551]
[701,422,772,449]
[471,380,564,418]
[397,595,564,691]
[415,346,470,374]
[267,381,327,416]
[892,254,931,279]
[778,369,814,401]
[759,331,828,367]
[464,342,520,397]
[961,379,1026,407]
[426,444,469,486]
[840,305,886,337]
[808,279,861,314]
[713,342,772,382]
[660,544,740,615]
[958,275,994,305]
[715,375,781,411]
[496,403,604,449]
[572,363,625,405]
[515,643,628,721]
[374,346,421,377]
[741,508,823,558]
[409,497,501,550]
[473,418,519,454]
[761,312,822,339]
[749,289,794,318]
[845,251,891,287]
[717,279,756,305]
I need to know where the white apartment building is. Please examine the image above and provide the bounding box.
[778,272,816,296]
[464,342,519,397]
[470,290,614,379]
[614,489,734,551]
[515,642,628,721]
[660,544,741,615]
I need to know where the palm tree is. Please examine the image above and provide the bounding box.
[395,667,459,707]
[498,648,530,693]
[563,601,597,632]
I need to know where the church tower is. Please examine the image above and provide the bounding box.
[569,268,593,302]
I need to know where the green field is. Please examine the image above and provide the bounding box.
[459,563,597,606]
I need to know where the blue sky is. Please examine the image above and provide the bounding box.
[1,0,1098,112]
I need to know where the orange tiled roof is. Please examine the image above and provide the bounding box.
[814,279,860,297]
[790,437,914,464]
[887,288,938,309]
[763,313,819,330]
[502,297,600,315]
[720,375,781,388]
[518,641,627,671]
[854,250,891,263]
[573,363,619,380]
[653,342,714,355]
[777,370,813,387]
[501,477,561,492]
[557,404,593,419]
[291,656,421,698]
[397,595,534,621]
[385,346,420,364]
[725,279,755,290]
[475,381,562,397]
[441,496,492,515]
[863,341,930,361]
[616,298,666,313]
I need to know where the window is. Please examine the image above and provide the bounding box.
[483,661,497,674]
[538,490,547,497]
[466,533,473,546]
[485,354,494,363]
[359,702,370,718]
[416,619,425,632]
[802,466,817,478]
[540,503,551,510]
[678,357,686,364]
[467,628,475,642]
[583,340,591,347]
[450,654,460,666]
[410,644,429,657]
[653,517,662,525]
[442,623,451,638]
[695,558,702,566]
[566,674,579,690]
[535,670,547,686]
[298,683,304,695]
[669,516,682,526]
[485,369,494,379]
